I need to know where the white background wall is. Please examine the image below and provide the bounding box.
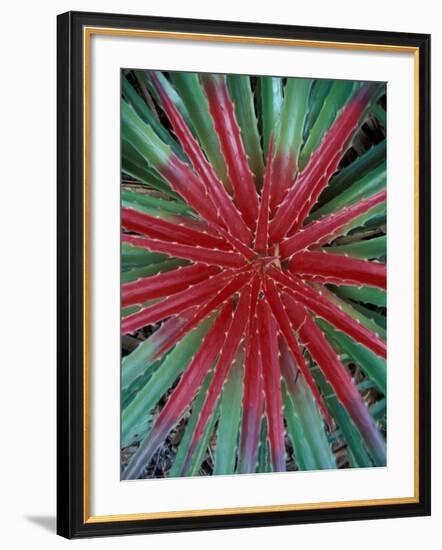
[0,0,439,547]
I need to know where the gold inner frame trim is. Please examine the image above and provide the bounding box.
[83,26,420,524]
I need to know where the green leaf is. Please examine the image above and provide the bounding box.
[346,203,386,233]
[317,285,386,340]
[122,358,162,409]
[122,76,185,159]
[332,285,387,308]
[302,79,333,142]
[169,371,219,477]
[122,304,141,318]
[256,417,272,473]
[313,140,386,214]
[122,314,185,391]
[170,72,229,187]
[300,80,356,169]
[122,140,177,198]
[213,350,244,475]
[122,100,172,168]
[144,71,192,124]
[121,259,188,284]
[259,77,283,157]
[283,377,336,471]
[121,320,211,447]
[227,75,264,187]
[122,242,168,268]
[121,358,166,447]
[328,235,386,259]
[310,364,374,468]
[372,103,386,128]
[370,398,386,423]
[350,302,386,330]
[122,188,192,217]
[312,162,386,220]
[276,77,313,164]
[318,319,386,395]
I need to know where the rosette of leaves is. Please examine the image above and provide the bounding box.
[121,70,387,479]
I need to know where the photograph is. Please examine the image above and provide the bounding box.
[120,70,387,480]
[55,9,431,538]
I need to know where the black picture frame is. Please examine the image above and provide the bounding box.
[57,10,431,539]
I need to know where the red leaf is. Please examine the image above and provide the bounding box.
[122,207,230,250]
[257,298,286,471]
[279,337,300,396]
[269,151,297,213]
[213,224,256,260]
[283,296,386,465]
[238,277,264,473]
[201,74,259,229]
[158,155,220,224]
[123,234,246,269]
[122,268,238,334]
[150,72,253,244]
[287,251,387,289]
[269,268,386,358]
[263,278,331,425]
[122,264,220,308]
[122,303,233,480]
[279,191,387,257]
[156,269,255,357]
[181,281,254,473]
[270,84,379,242]
[254,138,274,254]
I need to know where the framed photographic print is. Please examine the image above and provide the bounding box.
[57,11,431,538]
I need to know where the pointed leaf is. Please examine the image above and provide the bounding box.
[269,268,386,358]
[170,72,230,189]
[122,264,219,307]
[299,80,356,169]
[328,235,386,260]
[121,259,187,284]
[227,75,264,188]
[214,347,244,475]
[201,74,259,228]
[122,234,245,269]
[122,306,232,480]
[280,190,386,257]
[259,77,283,157]
[284,297,386,466]
[311,162,386,221]
[122,309,197,391]
[314,140,386,212]
[122,319,211,478]
[150,71,253,244]
[280,340,336,470]
[264,278,330,423]
[257,299,286,471]
[310,363,374,468]
[270,83,380,241]
[270,78,313,210]
[332,284,387,307]
[254,139,274,254]
[122,76,185,159]
[181,284,253,473]
[287,251,386,289]
[122,207,230,250]
[121,268,239,334]
[238,277,264,474]
[157,270,254,357]
[318,319,386,395]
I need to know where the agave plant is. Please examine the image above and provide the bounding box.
[121,69,387,479]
